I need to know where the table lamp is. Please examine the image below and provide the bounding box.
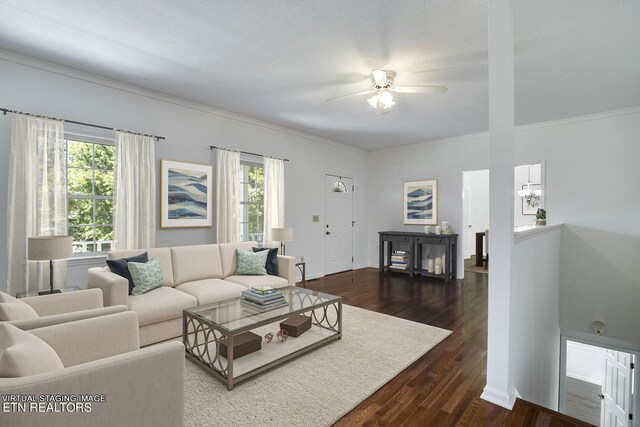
[271,227,293,255]
[28,236,73,295]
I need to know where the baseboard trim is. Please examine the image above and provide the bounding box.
[480,386,516,410]
[299,265,375,284]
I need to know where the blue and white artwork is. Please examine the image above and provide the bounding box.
[161,160,213,228]
[168,168,208,219]
[403,180,438,225]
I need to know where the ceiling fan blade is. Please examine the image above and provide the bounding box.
[325,90,375,102]
[392,86,448,94]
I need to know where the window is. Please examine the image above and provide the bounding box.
[66,140,115,253]
[332,180,348,193]
[239,162,264,242]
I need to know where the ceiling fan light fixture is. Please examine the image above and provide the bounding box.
[367,94,380,108]
[371,69,388,86]
[379,91,395,108]
[517,187,532,197]
[517,165,536,197]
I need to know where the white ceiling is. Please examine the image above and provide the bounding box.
[0,1,639,150]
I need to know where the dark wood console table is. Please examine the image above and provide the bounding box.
[378,231,458,281]
[475,231,486,267]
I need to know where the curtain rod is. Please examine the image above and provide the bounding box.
[1,108,165,141]
[210,145,289,162]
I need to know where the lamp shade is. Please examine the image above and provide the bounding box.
[271,227,293,242]
[28,236,73,261]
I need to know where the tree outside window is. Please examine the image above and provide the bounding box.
[67,140,115,253]
[240,163,264,242]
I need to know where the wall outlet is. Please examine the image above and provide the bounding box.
[312,215,320,223]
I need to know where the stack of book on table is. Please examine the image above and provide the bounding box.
[390,250,409,270]
[241,286,288,311]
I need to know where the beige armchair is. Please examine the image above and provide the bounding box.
[0,289,127,331]
[0,311,185,427]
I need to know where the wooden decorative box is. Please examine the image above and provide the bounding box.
[219,331,261,359]
[280,314,312,337]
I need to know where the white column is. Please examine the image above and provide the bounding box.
[481,0,516,409]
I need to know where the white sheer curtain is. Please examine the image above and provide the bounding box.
[113,132,156,250]
[215,149,240,243]
[7,115,67,295]
[263,157,285,247]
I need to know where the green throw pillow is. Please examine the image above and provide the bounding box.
[236,249,268,276]
[128,257,163,296]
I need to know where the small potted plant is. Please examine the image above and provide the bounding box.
[536,208,546,226]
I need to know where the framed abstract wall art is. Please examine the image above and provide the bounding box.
[403,179,438,225]
[160,160,213,228]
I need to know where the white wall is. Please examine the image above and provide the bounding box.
[509,228,562,410]
[0,53,370,292]
[516,110,640,345]
[368,134,489,278]
[566,341,606,385]
[368,106,640,409]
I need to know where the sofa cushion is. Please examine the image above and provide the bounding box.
[129,257,164,296]
[171,244,223,285]
[176,279,247,305]
[219,241,258,277]
[0,323,64,377]
[126,287,197,327]
[253,247,279,276]
[107,248,175,287]
[106,252,148,295]
[224,275,289,289]
[236,249,269,276]
[0,292,39,321]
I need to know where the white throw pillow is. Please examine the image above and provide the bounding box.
[0,323,64,377]
[0,291,38,321]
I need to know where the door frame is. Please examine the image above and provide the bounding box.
[559,330,639,424]
[461,168,490,278]
[324,173,355,276]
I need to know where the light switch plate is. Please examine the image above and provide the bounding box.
[312,215,320,223]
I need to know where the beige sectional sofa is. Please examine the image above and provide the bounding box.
[88,241,295,346]
[0,311,184,427]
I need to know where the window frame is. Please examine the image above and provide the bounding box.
[65,137,115,256]
[239,160,264,243]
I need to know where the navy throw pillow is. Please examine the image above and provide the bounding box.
[106,252,149,295]
[252,247,278,276]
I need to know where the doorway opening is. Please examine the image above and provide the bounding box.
[461,169,490,276]
[560,338,638,426]
[324,174,354,276]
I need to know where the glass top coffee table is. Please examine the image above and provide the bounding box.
[183,286,342,390]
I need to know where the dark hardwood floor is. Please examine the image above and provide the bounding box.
[304,267,591,426]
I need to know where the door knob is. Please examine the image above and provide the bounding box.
[598,394,604,400]
[326,231,330,235]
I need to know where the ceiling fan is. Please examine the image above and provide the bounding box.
[326,69,447,113]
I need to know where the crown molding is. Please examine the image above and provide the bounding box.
[0,49,367,155]
[373,104,640,155]
[515,105,640,132]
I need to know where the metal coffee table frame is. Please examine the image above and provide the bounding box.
[183,287,342,390]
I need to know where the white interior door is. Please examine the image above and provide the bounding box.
[601,349,633,427]
[324,175,353,275]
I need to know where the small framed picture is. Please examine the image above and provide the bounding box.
[521,184,541,215]
[403,179,438,225]
[160,160,213,228]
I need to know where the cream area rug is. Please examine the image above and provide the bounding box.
[184,304,451,427]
